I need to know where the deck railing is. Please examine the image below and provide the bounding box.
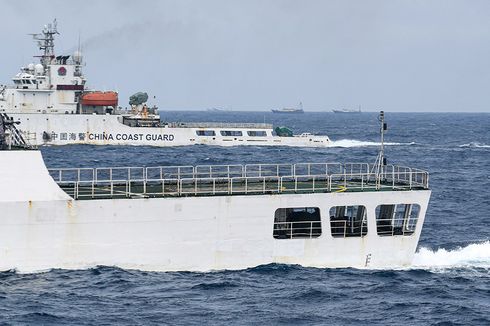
[165,122,273,129]
[48,162,429,200]
[273,221,322,239]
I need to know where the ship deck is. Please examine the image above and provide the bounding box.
[49,163,429,200]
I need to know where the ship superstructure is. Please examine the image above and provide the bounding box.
[0,20,87,115]
[0,22,330,147]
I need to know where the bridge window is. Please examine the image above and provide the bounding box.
[273,207,321,239]
[376,204,420,236]
[220,130,242,136]
[247,130,267,137]
[196,130,216,136]
[330,205,367,237]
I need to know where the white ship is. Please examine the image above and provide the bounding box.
[0,21,330,148]
[332,106,362,114]
[0,112,431,272]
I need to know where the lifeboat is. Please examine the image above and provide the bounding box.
[81,91,118,107]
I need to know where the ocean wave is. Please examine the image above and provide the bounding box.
[458,142,490,148]
[411,241,490,269]
[329,139,416,148]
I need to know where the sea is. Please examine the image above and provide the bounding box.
[1,111,489,325]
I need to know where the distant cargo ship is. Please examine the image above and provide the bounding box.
[332,107,362,114]
[272,102,304,114]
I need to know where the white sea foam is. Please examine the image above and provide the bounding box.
[411,241,490,269]
[329,139,414,148]
[459,142,490,148]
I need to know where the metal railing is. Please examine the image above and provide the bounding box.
[165,122,273,129]
[376,217,418,236]
[330,220,368,238]
[48,162,429,200]
[273,221,322,239]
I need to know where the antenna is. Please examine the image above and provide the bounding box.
[31,19,59,68]
[371,111,388,188]
[78,31,81,54]
[379,111,387,167]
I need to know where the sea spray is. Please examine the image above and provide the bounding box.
[412,241,490,269]
[329,139,415,148]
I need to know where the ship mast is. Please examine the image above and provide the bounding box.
[31,19,59,68]
[372,111,387,188]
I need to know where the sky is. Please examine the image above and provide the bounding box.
[2,0,490,112]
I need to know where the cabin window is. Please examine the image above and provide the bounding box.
[196,130,216,136]
[220,130,242,136]
[330,205,367,238]
[247,130,267,137]
[273,207,321,239]
[376,204,420,236]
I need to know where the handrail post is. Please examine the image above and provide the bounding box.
[392,171,395,189]
[409,170,413,189]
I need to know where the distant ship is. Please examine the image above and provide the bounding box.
[272,102,304,114]
[206,107,232,113]
[332,106,362,114]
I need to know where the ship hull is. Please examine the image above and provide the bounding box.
[0,151,430,272]
[9,113,330,147]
